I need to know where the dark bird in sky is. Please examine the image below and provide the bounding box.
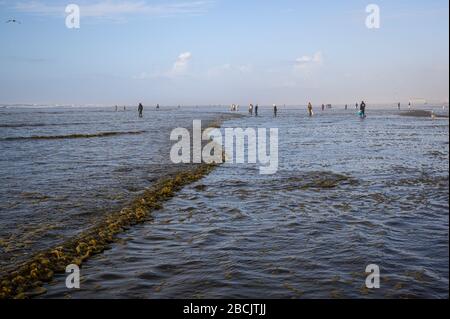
[6,19,21,24]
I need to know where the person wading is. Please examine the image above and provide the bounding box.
[308,102,314,117]
[138,103,144,118]
[360,101,366,118]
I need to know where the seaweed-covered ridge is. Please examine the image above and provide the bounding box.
[1,131,147,141]
[0,164,216,299]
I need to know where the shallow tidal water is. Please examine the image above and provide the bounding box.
[1,106,449,298]
[0,106,229,275]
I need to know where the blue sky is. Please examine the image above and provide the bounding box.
[0,0,448,105]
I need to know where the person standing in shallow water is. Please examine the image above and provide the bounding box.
[273,104,278,117]
[360,101,366,118]
[255,104,259,116]
[308,102,313,117]
[138,103,144,118]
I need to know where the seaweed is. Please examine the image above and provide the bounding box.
[0,164,216,299]
[2,131,147,141]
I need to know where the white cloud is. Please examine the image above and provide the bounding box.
[13,1,213,19]
[170,51,192,76]
[132,52,193,80]
[294,51,323,70]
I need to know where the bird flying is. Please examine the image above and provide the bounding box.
[6,19,21,24]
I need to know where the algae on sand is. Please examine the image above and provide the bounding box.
[0,164,217,299]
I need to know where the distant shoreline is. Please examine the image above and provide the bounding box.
[398,110,449,118]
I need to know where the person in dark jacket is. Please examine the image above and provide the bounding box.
[138,103,144,118]
[360,101,366,118]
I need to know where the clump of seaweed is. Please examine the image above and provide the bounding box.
[303,173,357,189]
[0,164,216,299]
[282,172,358,191]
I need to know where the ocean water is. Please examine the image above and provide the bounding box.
[0,106,230,275]
[1,106,449,298]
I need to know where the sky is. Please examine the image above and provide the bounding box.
[0,0,448,106]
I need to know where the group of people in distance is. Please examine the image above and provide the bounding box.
[132,100,369,119]
[245,101,367,118]
[114,105,127,112]
[248,104,259,116]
